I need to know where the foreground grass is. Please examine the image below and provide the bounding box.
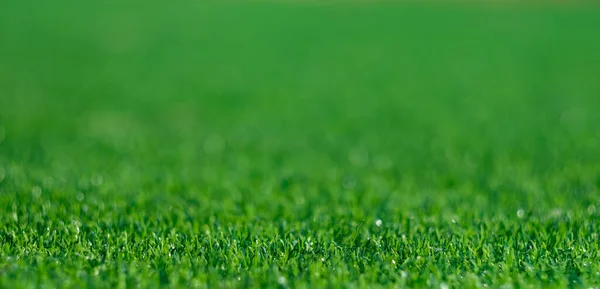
[1,2,600,288]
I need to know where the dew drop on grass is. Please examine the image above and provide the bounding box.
[343,176,356,190]
[204,134,225,154]
[373,155,392,170]
[348,149,368,167]
[550,209,562,218]
[375,219,383,227]
[277,276,286,285]
[76,192,84,202]
[43,177,54,188]
[32,186,42,198]
[91,175,104,186]
[517,209,525,218]
[440,283,449,289]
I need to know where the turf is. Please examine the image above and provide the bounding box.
[1,1,600,288]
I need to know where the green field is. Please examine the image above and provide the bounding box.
[1,2,600,288]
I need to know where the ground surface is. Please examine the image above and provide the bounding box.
[1,2,600,288]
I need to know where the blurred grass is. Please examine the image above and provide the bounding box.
[1,1,600,288]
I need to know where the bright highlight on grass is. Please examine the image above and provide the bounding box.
[1,1,600,288]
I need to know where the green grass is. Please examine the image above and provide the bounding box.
[1,1,600,288]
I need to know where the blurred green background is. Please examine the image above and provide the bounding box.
[1,1,600,287]
[2,2,599,210]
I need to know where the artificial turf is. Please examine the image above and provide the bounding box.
[1,1,600,288]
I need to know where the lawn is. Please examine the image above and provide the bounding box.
[1,1,600,288]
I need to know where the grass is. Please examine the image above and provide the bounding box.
[1,1,600,288]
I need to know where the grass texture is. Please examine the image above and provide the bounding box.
[1,1,600,288]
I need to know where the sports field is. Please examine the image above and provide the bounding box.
[1,1,600,288]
